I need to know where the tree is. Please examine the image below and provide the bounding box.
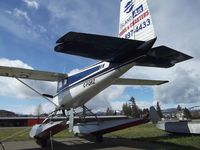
[131,103,140,118]
[156,102,163,118]
[177,105,182,111]
[129,97,140,118]
[142,108,149,117]
[122,97,142,118]
[35,104,43,117]
[122,103,132,116]
[106,107,114,115]
[184,107,192,119]
[35,104,43,124]
[129,97,135,104]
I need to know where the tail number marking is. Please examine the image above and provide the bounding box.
[125,19,151,39]
[83,78,95,88]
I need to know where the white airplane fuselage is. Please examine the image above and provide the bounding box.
[56,61,135,110]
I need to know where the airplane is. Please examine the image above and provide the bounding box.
[0,0,192,147]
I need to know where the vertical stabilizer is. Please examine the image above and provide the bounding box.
[119,0,156,41]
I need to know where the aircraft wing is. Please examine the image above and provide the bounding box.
[55,32,192,68]
[112,78,168,86]
[0,66,67,81]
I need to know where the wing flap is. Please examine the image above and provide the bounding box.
[0,66,67,81]
[112,78,168,86]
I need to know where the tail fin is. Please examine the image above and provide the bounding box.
[119,0,156,41]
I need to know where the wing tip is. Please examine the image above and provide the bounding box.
[56,31,76,44]
[158,80,169,85]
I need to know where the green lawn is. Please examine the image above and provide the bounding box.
[0,127,74,142]
[0,123,200,149]
[0,127,31,141]
[106,123,200,149]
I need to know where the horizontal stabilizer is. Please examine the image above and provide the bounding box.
[112,78,168,86]
[55,32,146,62]
[136,46,193,68]
[55,32,192,68]
[0,66,67,81]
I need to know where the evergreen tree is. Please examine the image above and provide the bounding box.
[122,97,142,118]
[106,107,114,115]
[142,108,149,117]
[183,107,192,119]
[156,102,163,118]
[35,104,42,117]
[129,97,140,118]
[177,105,182,111]
[131,103,140,118]
[122,103,132,116]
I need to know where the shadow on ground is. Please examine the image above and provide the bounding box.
[7,136,198,150]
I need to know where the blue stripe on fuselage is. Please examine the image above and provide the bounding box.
[57,63,106,92]
[56,55,142,95]
[56,57,138,94]
[68,66,100,85]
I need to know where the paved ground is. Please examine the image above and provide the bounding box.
[1,137,196,150]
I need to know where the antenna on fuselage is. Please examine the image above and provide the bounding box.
[63,67,67,74]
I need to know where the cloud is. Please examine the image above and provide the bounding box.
[42,0,119,37]
[37,25,47,33]
[149,0,200,106]
[23,0,39,10]
[125,59,200,107]
[0,58,57,100]
[6,101,57,115]
[68,69,81,76]
[153,61,200,105]
[0,58,33,69]
[86,85,126,112]
[13,8,31,23]
[0,8,48,45]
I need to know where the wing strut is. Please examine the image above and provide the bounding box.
[16,78,58,107]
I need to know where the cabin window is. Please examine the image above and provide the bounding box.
[99,64,105,69]
[58,78,68,91]
[63,79,67,86]
[58,80,62,89]
[102,64,105,68]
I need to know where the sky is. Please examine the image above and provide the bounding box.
[0,0,200,114]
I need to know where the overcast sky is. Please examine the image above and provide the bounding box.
[0,0,199,114]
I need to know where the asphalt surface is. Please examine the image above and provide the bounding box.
[1,137,197,150]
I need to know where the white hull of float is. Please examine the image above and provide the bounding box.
[156,120,200,134]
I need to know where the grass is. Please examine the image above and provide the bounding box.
[0,123,200,149]
[105,123,200,149]
[0,127,31,141]
[0,127,74,142]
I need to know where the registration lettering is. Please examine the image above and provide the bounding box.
[83,78,95,88]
